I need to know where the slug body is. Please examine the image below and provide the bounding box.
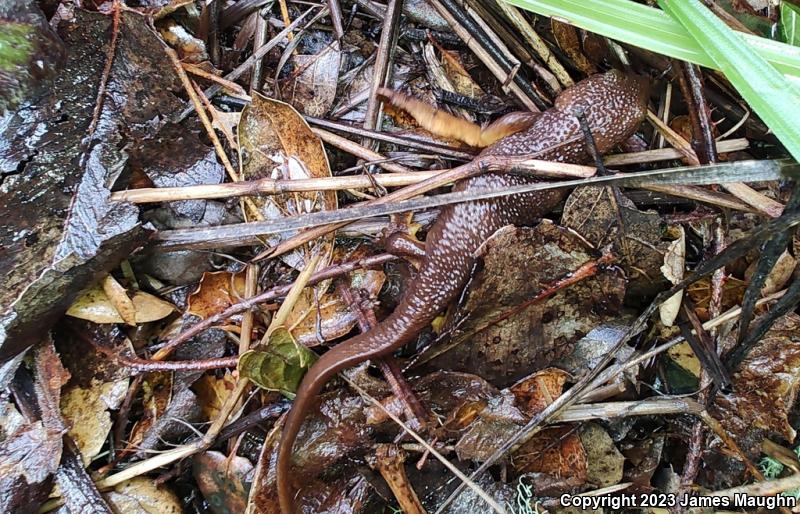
[277,70,648,512]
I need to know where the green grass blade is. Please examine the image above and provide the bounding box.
[782,1,800,46]
[503,0,800,84]
[658,0,800,163]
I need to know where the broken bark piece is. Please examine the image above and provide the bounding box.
[0,9,184,362]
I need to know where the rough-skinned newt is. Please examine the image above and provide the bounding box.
[277,70,649,513]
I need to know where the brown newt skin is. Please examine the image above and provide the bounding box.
[277,70,649,513]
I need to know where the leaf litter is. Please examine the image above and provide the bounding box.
[2,1,800,513]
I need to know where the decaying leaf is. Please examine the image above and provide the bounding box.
[424,222,625,386]
[57,324,131,464]
[286,245,385,347]
[66,284,174,324]
[551,20,597,75]
[580,423,624,487]
[280,42,342,117]
[511,425,587,481]
[456,368,588,488]
[238,92,336,272]
[239,328,317,397]
[562,186,669,300]
[194,451,254,514]
[713,313,800,442]
[667,341,702,378]
[104,478,181,514]
[193,371,236,421]
[659,226,686,327]
[744,249,796,295]
[248,388,373,511]
[102,275,137,326]
[0,340,68,512]
[187,271,247,320]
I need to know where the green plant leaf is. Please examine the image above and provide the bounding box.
[782,1,800,47]
[503,0,800,84]
[238,327,317,398]
[658,0,800,163]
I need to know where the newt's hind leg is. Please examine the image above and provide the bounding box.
[378,213,427,269]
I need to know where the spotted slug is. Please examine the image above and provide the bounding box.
[277,70,649,512]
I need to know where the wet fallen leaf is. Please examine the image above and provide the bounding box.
[248,388,373,511]
[187,271,247,320]
[194,451,254,514]
[511,425,588,481]
[57,324,131,464]
[0,341,67,513]
[621,434,665,486]
[713,313,800,442]
[286,245,385,347]
[193,371,236,421]
[562,186,669,300]
[104,478,181,514]
[455,368,586,488]
[744,249,796,295]
[280,42,342,117]
[510,368,570,415]
[102,275,136,326]
[425,222,625,386]
[659,226,686,327]
[238,92,336,272]
[686,275,747,321]
[667,340,702,379]
[554,323,637,383]
[580,423,624,487]
[239,328,317,397]
[438,44,484,99]
[66,284,174,324]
